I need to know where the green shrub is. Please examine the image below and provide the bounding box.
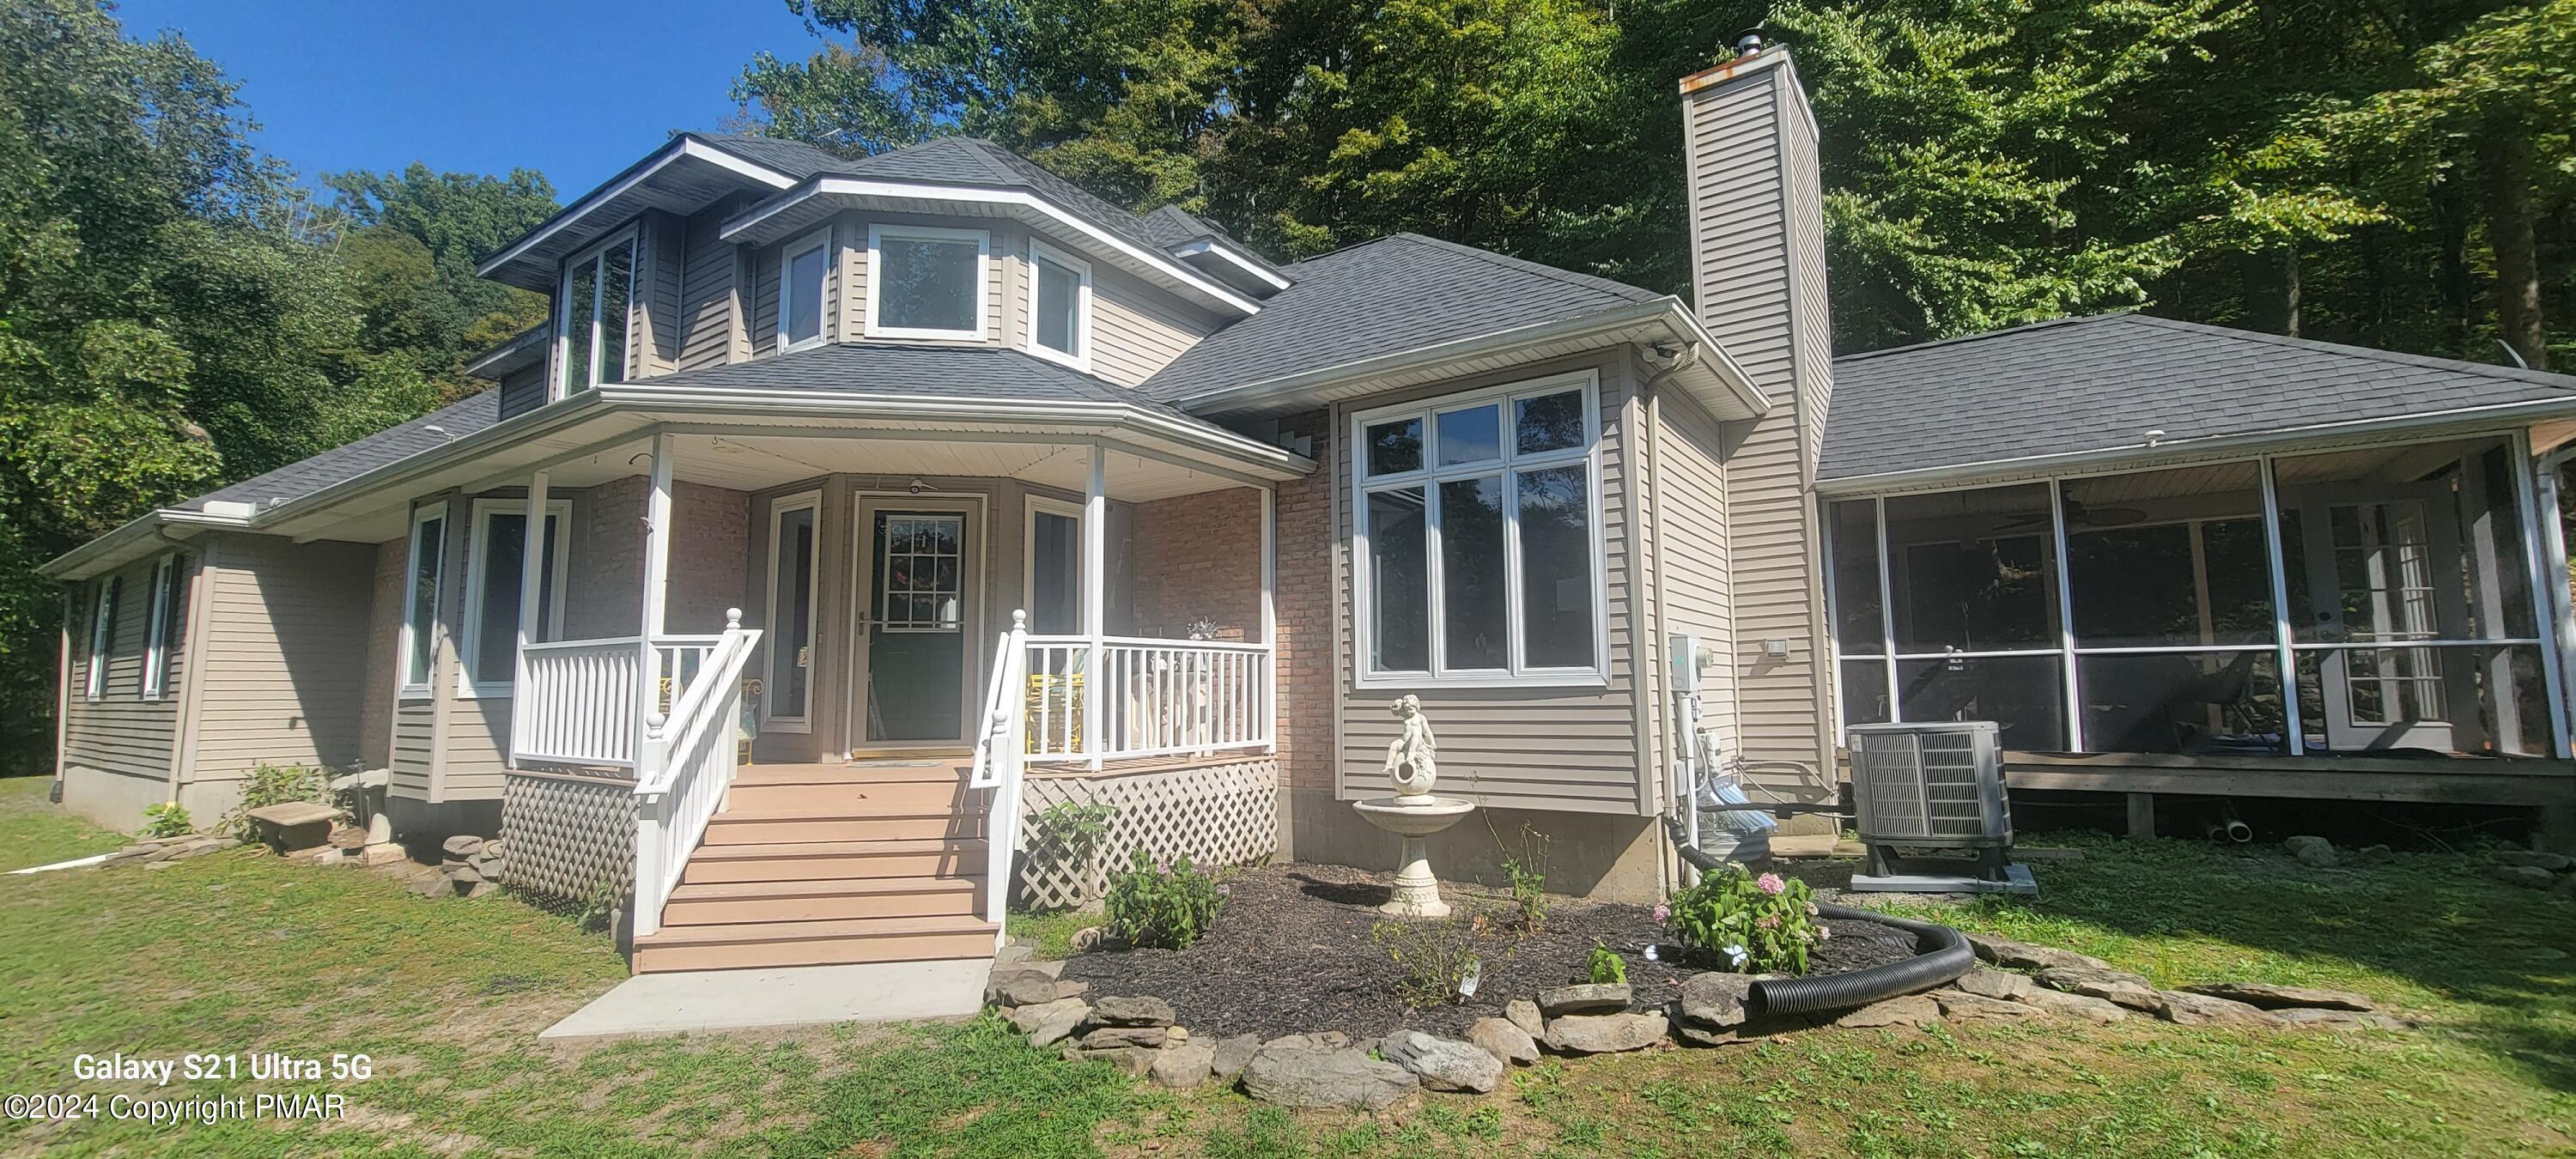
[140,802,192,839]
[1372,919,1483,1008]
[1663,863,1824,974]
[1496,823,1551,934]
[1584,938,1626,985]
[1027,802,1117,906]
[226,762,331,839]
[1102,848,1225,950]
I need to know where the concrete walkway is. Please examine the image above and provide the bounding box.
[539,958,994,1042]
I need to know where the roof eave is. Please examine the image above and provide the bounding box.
[464,326,548,379]
[1169,237,1291,293]
[475,136,799,287]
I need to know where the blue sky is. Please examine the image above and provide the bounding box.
[112,0,823,201]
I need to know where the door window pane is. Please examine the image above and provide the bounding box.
[1884,484,2058,652]
[1365,419,1422,476]
[770,506,815,719]
[878,235,980,332]
[1367,488,1429,671]
[1437,476,1507,669]
[1896,654,2066,749]
[1517,464,1595,667]
[1035,252,1082,355]
[1827,500,1885,654]
[2079,651,2285,755]
[1515,390,1585,455]
[1436,404,1500,466]
[785,243,827,346]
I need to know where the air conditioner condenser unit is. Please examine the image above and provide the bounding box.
[1844,720,2036,895]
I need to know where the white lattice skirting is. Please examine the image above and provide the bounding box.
[1014,757,1279,911]
[501,768,637,907]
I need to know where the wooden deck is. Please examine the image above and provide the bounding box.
[2002,750,2576,806]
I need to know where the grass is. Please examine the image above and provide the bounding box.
[1,774,2572,1156]
[1008,907,1103,960]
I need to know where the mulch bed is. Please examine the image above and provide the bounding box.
[1057,862,1924,1040]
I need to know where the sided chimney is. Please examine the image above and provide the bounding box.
[1677,41,1840,786]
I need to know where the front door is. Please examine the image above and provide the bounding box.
[2287,485,2463,752]
[851,497,981,754]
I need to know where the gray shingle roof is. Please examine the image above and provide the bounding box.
[1140,203,1226,246]
[179,391,505,513]
[688,132,857,179]
[1138,233,1664,403]
[1820,313,2576,482]
[641,342,1235,437]
[817,137,1181,270]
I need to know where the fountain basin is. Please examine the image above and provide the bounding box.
[1352,795,1477,918]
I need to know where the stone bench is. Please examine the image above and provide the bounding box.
[245,801,339,854]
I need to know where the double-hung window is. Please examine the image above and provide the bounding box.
[556,228,637,397]
[84,575,120,701]
[398,505,448,698]
[141,553,185,701]
[1025,239,1091,369]
[866,224,987,340]
[459,499,570,696]
[1351,372,1607,687]
[777,227,832,351]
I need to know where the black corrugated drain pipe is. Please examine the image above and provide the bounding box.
[1668,818,1976,1015]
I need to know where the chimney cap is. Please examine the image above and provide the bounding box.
[1737,28,1764,55]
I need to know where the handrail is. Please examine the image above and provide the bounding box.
[977,612,1032,931]
[1023,632,1274,653]
[969,624,1017,791]
[630,610,762,938]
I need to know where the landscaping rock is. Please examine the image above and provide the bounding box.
[1467,1017,1539,1066]
[2021,988,2129,1024]
[2284,835,2337,867]
[407,874,450,898]
[1165,1025,1188,1045]
[1381,1030,1502,1094]
[442,834,485,858]
[2495,849,2573,871]
[1078,1026,1169,1050]
[1670,1013,1809,1047]
[1676,972,1762,1029]
[1504,998,1545,1038]
[989,970,1087,1007]
[1965,932,2110,973]
[1953,968,2036,1002]
[1540,1011,1668,1054]
[465,880,497,899]
[2274,1007,2413,1031]
[1068,1046,1157,1076]
[1935,991,2043,1021]
[1239,1047,1418,1111]
[1151,1043,1216,1088]
[1090,995,1177,1027]
[2349,844,2396,866]
[361,843,407,866]
[2488,865,2559,889]
[1834,994,1941,1029]
[1535,983,1631,1016]
[2035,966,2160,1010]
[1010,998,1091,1047]
[1211,1034,1260,1082]
[993,944,1036,970]
[2180,982,2375,1011]
[447,864,483,884]
[2154,990,2284,1029]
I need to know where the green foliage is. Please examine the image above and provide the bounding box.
[576,873,623,935]
[1371,918,1484,1008]
[1584,938,1626,986]
[1101,847,1224,950]
[1665,864,1824,975]
[138,801,191,839]
[1025,801,1116,904]
[223,762,329,839]
[1495,822,1551,934]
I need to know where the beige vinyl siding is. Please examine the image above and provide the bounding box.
[188,536,374,780]
[1656,388,1741,755]
[60,555,186,786]
[360,538,404,768]
[1333,353,1649,816]
[634,209,687,379]
[677,197,750,372]
[391,700,434,798]
[1088,263,1217,386]
[1682,59,1835,785]
[748,246,781,356]
[495,362,546,421]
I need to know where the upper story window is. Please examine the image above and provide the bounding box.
[1351,372,1607,688]
[84,574,120,701]
[459,499,570,695]
[399,504,448,697]
[1027,239,1092,369]
[866,224,987,340]
[141,552,185,701]
[557,228,636,397]
[779,227,831,351]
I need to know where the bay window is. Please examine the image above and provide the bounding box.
[399,505,447,697]
[556,229,635,396]
[1352,373,1607,686]
[866,224,987,340]
[1027,239,1091,368]
[778,227,831,351]
[459,500,569,695]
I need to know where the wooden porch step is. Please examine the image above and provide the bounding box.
[680,838,987,883]
[661,876,986,925]
[631,914,1001,973]
[702,810,986,845]
[732,762,973,787]
[726,776,977,815]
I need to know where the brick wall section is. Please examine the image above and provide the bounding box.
[564,476,751,638]
[1273,410,1334,797]
[665,482,751,634]
[1128,487,1262,640]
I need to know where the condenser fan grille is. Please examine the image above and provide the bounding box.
[1848,722,2011,848]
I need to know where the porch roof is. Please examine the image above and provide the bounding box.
[1820,313,2576,491]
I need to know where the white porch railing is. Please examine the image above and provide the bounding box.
[969,613,1032,931]
[513,636,723,770]
[1021,634,1274,762]
[631,611,761,938]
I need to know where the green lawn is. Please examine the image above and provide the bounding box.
[2,774,2572,1156]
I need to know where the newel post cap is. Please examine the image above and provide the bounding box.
[726,608,743,629]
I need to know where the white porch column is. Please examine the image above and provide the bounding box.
[509,468,550,764]
[1261,483,1278,753]
[1083,443,1107,770]
[640,431,674,750]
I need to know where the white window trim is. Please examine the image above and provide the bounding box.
[141,553,182,701]
[775,225,835,353]
[553,224,640,400]
[1024,238,1093,372]
[84,575,118,702]
[763,489,823,732]
[864,223,991,341]
[457,498,573,698]
[398,504,449,700]
[1348,369,1611,689]
[1023,495,1085,634]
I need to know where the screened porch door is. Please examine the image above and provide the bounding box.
[851,496,982,755]
[2287,485,2463,752]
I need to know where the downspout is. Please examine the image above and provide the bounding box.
[1638,343,1698,893]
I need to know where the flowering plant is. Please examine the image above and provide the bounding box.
[1661,863,1824,974]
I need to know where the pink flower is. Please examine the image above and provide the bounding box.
[1756,913,1780,931]
[1756,872,1786,895]
[1652,903,1671,923]
[1817,925,1832,942]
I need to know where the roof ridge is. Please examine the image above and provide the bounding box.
[1382,232,1659,303]
[1832,312,2135,364]
[2118,313,2576,391]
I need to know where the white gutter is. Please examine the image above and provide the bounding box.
[1174,298,1770,421]
[1815,391,2576,495]
[721,177,1265,318]
[477,138,795,278]
[1170,237,1292,291]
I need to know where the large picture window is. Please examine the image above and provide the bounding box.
[1352,373,1606,686]
[556,229,635,396]
[141,553,185,701]
[459,500,570,695]
[399,505,447,697]
[866,224,987,340]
